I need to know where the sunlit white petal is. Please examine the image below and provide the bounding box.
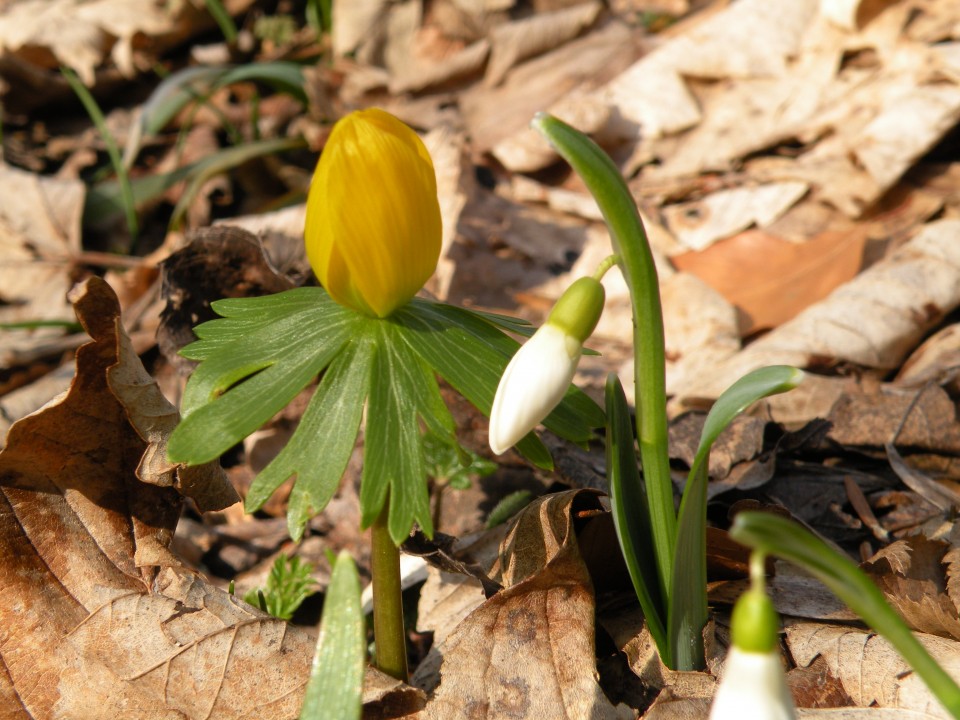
[488,324,581,454]
[709,646,796,720]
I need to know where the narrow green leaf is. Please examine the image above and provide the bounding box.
[248,336,374,541]
[668,365,803,670]
[204,0,238,42]
[361,325,433,544]
[605,374,669,660]
[695,366,804,465]
[62,66,139,241]
[300,551,365,720]
[168,290,359,464]
[731,511,960,719]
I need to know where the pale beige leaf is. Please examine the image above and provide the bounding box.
[661,272,741,398]
[0,0,254,84]
[466,19,634,162]
[485,2,602,86]
[331,0,388,57]
[896,324,960,387]
[663,182,809,252]
[674,219,960,402]
[424,124,473,301]
[0,163,84,365]
[787,622,960,717]
[855,85,960,194]
[598,0,819,145]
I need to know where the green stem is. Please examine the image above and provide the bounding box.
[370,501,407,681]
[532,114,676,597]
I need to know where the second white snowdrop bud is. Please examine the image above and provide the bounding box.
[710,568,797,720]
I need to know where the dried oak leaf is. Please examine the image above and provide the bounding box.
[0,277,345,719]
[423,489,633,720]
[787,621,960,718]
[862,536,960,640]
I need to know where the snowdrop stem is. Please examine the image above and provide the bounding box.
[592,253,620,281]
[750,551,767,593]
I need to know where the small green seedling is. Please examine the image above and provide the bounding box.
[244,554,319,621]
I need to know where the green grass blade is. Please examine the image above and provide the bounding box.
[731,511,960,719]
[605,373,669,661]
[62,66,139,241]
[300,551,365,720]
[204,0,238,42]
[170,136,306,229]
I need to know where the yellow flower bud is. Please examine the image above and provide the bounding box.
[305,108,442,318]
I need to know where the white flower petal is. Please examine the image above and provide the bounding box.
[489,324,581,454]
[709,647,796,720]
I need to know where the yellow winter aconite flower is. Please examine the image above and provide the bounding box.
[305,108,442,318]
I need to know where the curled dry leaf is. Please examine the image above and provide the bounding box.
[485,2,602,87]
[787,621,960,718]
[0,0,257,96]
[423,490,632,720]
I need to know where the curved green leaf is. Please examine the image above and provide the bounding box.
[668,365,803,669]
[605,373,668,661]
[532,113,675,600]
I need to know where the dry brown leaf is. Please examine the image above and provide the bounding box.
[331,0,388,57]
[423,123,473,301]
[599,0,819,148]
[465,18,635,162]
[674,218,960,403]
[863,536,960,639]
[0,276,427,718]
[896,324,960,387]
[671,226,868,337]
[787,621,960,717]
[423,490,632,719]
[826,383,960,453]
[660,272,741,396]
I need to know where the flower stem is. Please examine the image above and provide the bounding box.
[370,501,408,681]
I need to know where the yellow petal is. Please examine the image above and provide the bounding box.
[305,108,442,317]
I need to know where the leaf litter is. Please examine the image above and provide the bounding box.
[5,0,960,717]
